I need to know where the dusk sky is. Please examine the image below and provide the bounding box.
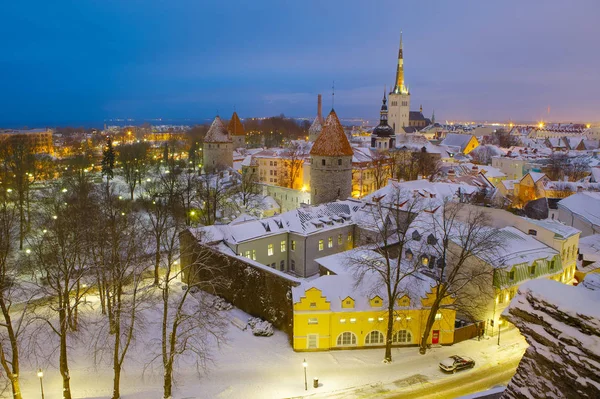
[1,0,599,127]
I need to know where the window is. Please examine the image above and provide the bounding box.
[269,161,273,166]
[350,318,356,323]
[268,244,274,256]
[427,234,437,245]
[421,256,429,267]
[252,250,256,260]
[365,331,384,345]
[318,239,324,251]
[340,318,346,323]
[509,270,515,281]
[321,159,326,166]
[309,302,316,307]
[405,249,413,260]
[280,240,286,252]
[336,332,357,346]
[392,330,412,344]
[280,260,285,270]
[435,313,442,320]
[549,260,555,270]
[412,231,421,241]
[338,234,343,245]
[368,318,375,322]
[528,229,537,236]
[244,250,251,259]
[290,259,295,271]
[338,159,342,165]
[328,237,333,248]
[378,317,384,322]
[291,240,296,251]
[270,170,273,176]
[271,262,275,268]
[347,232,352,243]
[308,318,318,325]
[274,161,277,167]
[529,264,536,275]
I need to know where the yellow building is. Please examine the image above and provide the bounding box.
[292,271,456,352]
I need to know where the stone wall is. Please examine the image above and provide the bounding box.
[502,277,600,399]
[180,230,300,340]
[310,155,352,205]
[203,141,233,173]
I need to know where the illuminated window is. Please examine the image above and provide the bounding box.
[328,237,333,248]
[268,244,273,256]
[349,318,356,324]
[340,318,346,323]
[308,318,318,325]
[318,240,324,251]
[280,240,286,252]
[421,256,429,267]
[336,332,357,346]
[252,250,256,260]
[435,313,442,320]
[392,330,412,344]
[405,249,413,260]
[347,232,352,243]
[244,250,251,259]
[365,331,384,345]
[368,317,374,322]
[338,234,343,245]
[378,317,384,322]
[291,240,296,251]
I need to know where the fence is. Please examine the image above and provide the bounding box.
[453,321,485,344]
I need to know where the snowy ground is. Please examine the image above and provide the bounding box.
[18,299,526,399]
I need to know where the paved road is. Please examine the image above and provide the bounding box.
[295,349,522,399]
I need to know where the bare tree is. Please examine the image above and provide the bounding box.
[0,192,28,399]
[118,142,150,200]
[417,201,503,354]
[29,181,92,399]
[369,151,391,191]
[281,142,305,189]
[197,172,233,226]
[347,187,422,362]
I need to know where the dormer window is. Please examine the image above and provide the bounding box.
[529,264,536,275]
[427,234,437,245]
[421,256,429,267]
[412,231,421,241]
[509,270,515,281]
[405,249,413,260]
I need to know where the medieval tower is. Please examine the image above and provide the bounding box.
[388,32,410,133]
[309,109,353,205]
[227,111,246,149]
[203,116,233,173]
[308,94,324,142]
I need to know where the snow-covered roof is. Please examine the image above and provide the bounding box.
[308,115,323,137]
[492,226,558,269]
[558,192,600,227]
[204,116,231,143]
[579,234,600,263]
[525,172,547,183]
[440,133,474,152]
[191,199,365,245]
[294,249,437,311]
[310,110,354,157]
[522,218,580,239]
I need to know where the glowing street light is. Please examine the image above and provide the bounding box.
[302,359,308,391]
[37,368,45,399]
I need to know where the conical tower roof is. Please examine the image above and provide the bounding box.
[204,116,231,143]
[308,115,323,136]
[227,111,245,136]
[310,109,354,157]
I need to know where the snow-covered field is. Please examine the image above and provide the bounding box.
[17,292,526,399]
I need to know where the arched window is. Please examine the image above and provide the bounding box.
[392,330,412,344]
[365,331,385,345]
[336,332,357,346]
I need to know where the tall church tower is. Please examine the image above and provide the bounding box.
[388,32,410,133]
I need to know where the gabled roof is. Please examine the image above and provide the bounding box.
[227,112,245,136]
[204,116,231,143]
[440,133,475,152]
[310,110,354,157]
[524,172,547,183]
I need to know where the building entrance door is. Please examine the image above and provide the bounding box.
[432,330,440,345]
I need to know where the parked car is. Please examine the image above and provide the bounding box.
[439,355,475,373]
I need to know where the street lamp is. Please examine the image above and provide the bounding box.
[497,319,503,346]
[37,369,45,399]
[302,359,308,391]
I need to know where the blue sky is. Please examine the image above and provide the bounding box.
[1,0,599,127]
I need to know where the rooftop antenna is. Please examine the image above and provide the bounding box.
[331,81,335,110]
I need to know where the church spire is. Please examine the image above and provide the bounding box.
[380,87,388,124]
[393,30,408,95]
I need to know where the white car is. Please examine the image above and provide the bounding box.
[439,355,475,373]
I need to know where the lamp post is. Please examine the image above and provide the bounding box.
[497,319,502,346]
[302,359,308,391]
[37,369,45,399]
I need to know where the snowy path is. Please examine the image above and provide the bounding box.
[18,306,526,399]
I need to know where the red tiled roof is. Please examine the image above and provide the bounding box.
[309,110,354,157]
[227,111,245,136]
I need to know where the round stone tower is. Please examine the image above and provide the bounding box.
[227,111,246,150]
[309,109,353,205]
[203,116,233,173]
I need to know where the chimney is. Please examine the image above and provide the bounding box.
[317,94,322,121]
